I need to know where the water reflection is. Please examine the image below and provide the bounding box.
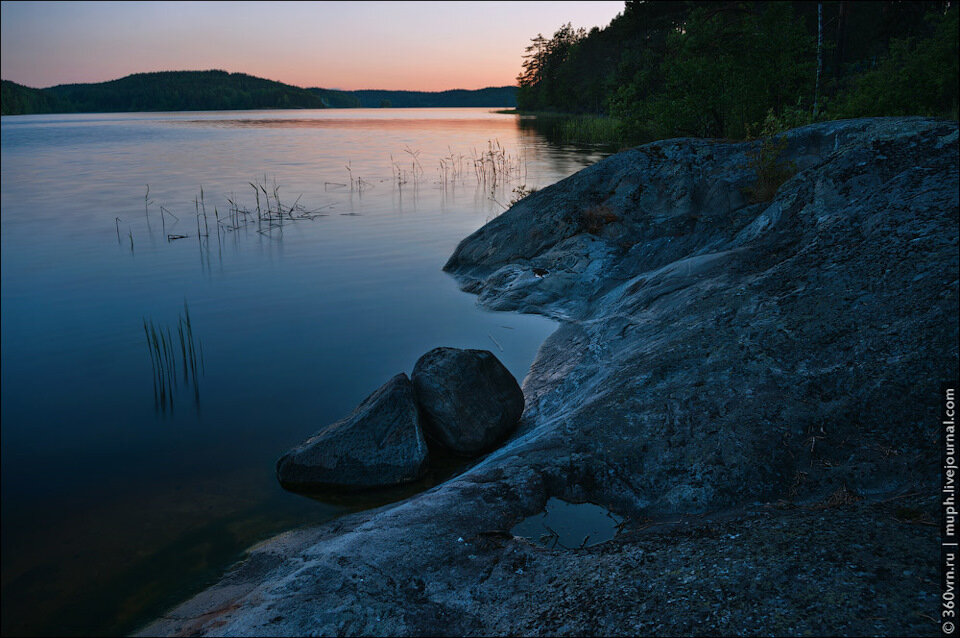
[0,108,609,636]
[511,497,625,549]
[179,117,529,131]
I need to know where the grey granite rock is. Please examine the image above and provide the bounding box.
[444,117,958,512]
[412,347,524,455]
[276,373,428,490]
[142,117,958,637]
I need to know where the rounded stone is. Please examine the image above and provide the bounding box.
[412,347,525,455]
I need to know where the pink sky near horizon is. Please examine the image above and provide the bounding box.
[0,1,624,91]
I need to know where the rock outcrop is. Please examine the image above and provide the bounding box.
[441,117,960,512]
[142,118,958,637]
[276,373,428,490]
[412,347,524,455]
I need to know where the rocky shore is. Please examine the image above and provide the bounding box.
[140,117,958,636]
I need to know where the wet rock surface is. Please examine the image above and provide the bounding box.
[276,373,428,490]
[412,347,524,455]
[143,117,957,636]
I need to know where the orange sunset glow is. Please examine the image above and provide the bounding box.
[0,1,625,90]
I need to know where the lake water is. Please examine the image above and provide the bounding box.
[0,108,608,635]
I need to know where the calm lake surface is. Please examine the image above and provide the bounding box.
[0,108,608,635]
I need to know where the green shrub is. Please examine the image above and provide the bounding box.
[834,8,958,118]
[743,111,798,203]
[509,185,538,206]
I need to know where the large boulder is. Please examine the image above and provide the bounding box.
[276,373,428,490]
[412,347,525,455]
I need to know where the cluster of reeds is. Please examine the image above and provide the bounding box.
[389,154,409,187]
[124,178,338,274]
[238,177,330,232]
[438,148,466,183]
[385,141,528,192]
[159,178,330,241]
[520,113,633,148]
[116,216,135,252]
[386,147,427,191]
[143,301,204,412]
[403,147,425,180]
[471,139,527,188]
[142,183,185,241]
[339,162,374,193]
[127,147,530,258]
[555,115,626,147]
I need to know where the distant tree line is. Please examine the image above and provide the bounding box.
[2,71,328,115]
[338,87,518,108]
[0,70,517,116]
[517,1,958,140]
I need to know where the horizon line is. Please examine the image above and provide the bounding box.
[1,68,520,93]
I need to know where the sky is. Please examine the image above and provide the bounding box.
[0,1,624,91]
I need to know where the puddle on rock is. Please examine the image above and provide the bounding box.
[511,497,623,549]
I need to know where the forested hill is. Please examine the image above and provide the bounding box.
[0,70,517,115]
[1,71,328,115]
[518,1,958,141]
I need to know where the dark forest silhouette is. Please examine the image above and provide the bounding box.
[0,70,517,115]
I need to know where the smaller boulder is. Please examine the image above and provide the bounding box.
[412,347,525,456]
[276,373,428,491]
